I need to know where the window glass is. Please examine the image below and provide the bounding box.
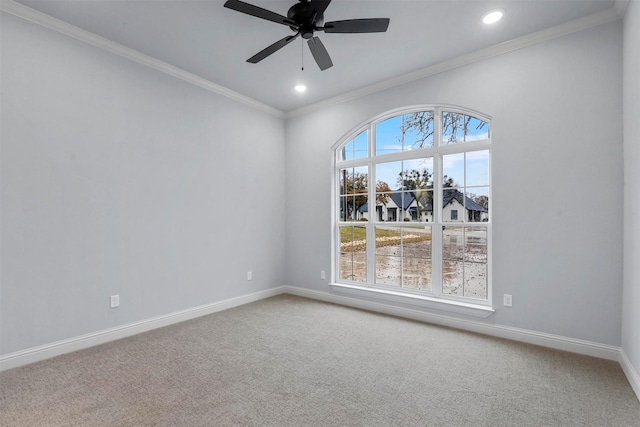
[339,166,368,222]
[340,225,367,282]
[443,153,464,187]
[336,107,490,303]
[376,161,402,194]
[466,188,489,222]
[375,111,434,156]
[340,130,368,160]
[375,227,402,286]
[443,111,490,144]
[442,151,490,223]
[466,150,489,187]
[375,226,432,291]
[401,226,432,291]
[375,116,403,156]
[442,226,488,299]
[353,130,368,159]
[402,111,434,149]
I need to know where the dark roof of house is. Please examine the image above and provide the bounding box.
[360,188,487,213]
[359,189,414,213]
[442,188,488,212]
[390,192,415,210]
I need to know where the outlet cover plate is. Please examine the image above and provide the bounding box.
[110,295,120,308]
[503,294,512,307]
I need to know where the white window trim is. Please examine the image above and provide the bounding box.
[329,282,495,318]
[332,105,493,314]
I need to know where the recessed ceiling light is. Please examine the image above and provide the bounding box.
[294,84,307,93]
[482,9,504,25]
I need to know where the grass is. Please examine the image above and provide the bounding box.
[340,223,432,248]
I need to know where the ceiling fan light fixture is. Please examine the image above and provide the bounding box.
[223,0,390,71]
[294,84,307,93]
[482,9,504,25]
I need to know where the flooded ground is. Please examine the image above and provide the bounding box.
[340,240,487,299]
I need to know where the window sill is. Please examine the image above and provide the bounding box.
[328,283,495,318]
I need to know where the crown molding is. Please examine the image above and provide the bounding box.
[0,0,286,119]
[1,0,627,121]
[284,0,629,119]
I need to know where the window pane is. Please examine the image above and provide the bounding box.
[403,257,432,291]
[443,112,465,144]
[402,158,434,187]
[466,150,489,187]
[443,153,464,187]
[443,260,464,295]
[339,166,368,221]
[414,190,433,222]
[340,140,353,161]
[466,116,490,141]
[442,226,488,299]
[375,227,402,287]
[353,130,368,159]
[340,226,366,282]
[339,131,368,161]
[375,226,432,290]
[339,196,351,222]
[443,226,464,261]
[464,227,487,263]
[464,263,487,299]
[379,193,401,222]
[376,161,402,192]
[375,116,403,156]
[443,112,490,143]
[401,158,433,222]
[465,188,489,222]
[402,111,434,149]
[402,226,432,291]
[443,189,464,223]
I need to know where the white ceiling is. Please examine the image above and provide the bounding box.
[7,0,621,114]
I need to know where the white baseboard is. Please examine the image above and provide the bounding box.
[283,286,622,361]
[620,349,640,402]
[0,287,286,372]
[2,284,633,402]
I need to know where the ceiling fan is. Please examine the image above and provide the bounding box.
[223,0,390,71]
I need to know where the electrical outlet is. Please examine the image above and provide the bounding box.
[247,271,252,281]
[320,270,326,280]
[503,294,512,307]
[110,295,120,308]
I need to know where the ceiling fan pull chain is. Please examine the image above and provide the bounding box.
[301,38,304,71]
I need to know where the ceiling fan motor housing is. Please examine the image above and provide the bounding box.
[288,2,323,39]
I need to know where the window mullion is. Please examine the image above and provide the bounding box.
[432,149,443,298]
[366,128,376,286]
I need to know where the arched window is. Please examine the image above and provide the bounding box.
[334,106,491,306]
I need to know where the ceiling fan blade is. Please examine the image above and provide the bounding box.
[247,34,300,64]
[224,0,296,27]
[307,36,333,71]
[323,18,390,33]
[309,0,332,19]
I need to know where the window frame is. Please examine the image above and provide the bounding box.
[332,105,492,310]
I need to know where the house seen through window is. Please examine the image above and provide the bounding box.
[335,107,491,304]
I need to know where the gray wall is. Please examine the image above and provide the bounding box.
[1,13,286,355]
[623,0,640,378]
[285,21,624,346]
[0,7,632,359]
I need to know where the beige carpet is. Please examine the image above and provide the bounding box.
[1,294,639,426]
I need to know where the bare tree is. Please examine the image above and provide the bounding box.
[398,168,433,218]
[340,171,368,220]
[400,112,434,148]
